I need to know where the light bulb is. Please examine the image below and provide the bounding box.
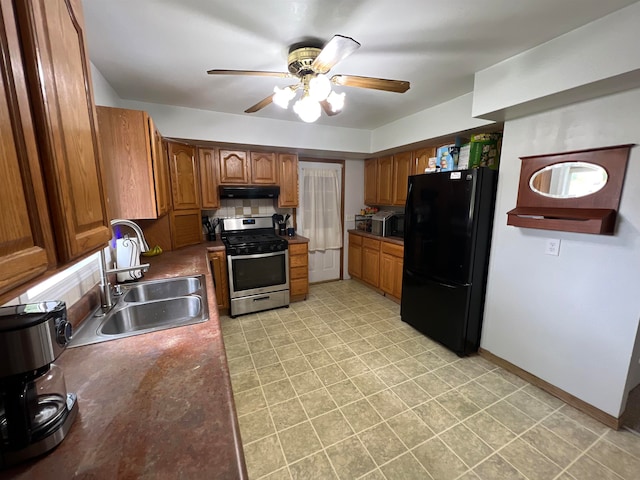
[308,74,331,101]
[326,91,345,112]
[293,94,321,123]
[273,85,295,108]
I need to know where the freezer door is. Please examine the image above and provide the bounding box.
[404,171,476,285]
[401,270,471,355]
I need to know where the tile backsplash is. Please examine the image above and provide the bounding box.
[203,199,294,232]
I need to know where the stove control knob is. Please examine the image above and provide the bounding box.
[55,318,73,346]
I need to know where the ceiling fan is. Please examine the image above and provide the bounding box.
[207,35,410,122]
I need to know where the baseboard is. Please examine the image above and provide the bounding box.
[478,348,621,430]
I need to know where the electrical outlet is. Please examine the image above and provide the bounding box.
[545,238,561,256]
[346,214,355,222]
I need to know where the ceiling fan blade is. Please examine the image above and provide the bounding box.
[331,74,410,93]
[311,35,361,74]
[207,69,293,78]
[245,94,274,113]
[320,100,340,116]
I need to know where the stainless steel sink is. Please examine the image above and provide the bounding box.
[69,275,208,347]
[123,276,201,303]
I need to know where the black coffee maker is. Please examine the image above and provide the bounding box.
[0,301,77,468]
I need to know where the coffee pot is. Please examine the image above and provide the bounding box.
[0,301,78,468]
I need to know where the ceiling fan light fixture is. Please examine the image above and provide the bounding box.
[293,94,321,123]
[326,90,345,112]
[308,74,332,101]
[273,85,296,108]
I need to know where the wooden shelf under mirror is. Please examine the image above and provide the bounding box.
[507,144,633,235]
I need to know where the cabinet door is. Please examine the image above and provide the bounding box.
[377,156,393,205]
[364,158,377,205]
[199,147,220,209]
[168,142,200,210]
[392,151,412,206]
[250,151,277,184]
[17,0,111,262]
[170,209,202,249]
[380,243,404,299]
[151,119,170,216]
[392,255,403,298]
[0,0,55,296]
[379,253,395,295]
[278,153,298,207]
[361,237,380,287]
[219,149,248,184]
[209,251,229,310]
[97,107,164,219]
[414,147,435,175]
[347,234,362,279]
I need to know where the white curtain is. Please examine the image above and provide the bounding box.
[300,168,342,252]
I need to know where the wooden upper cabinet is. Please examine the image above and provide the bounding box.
[152,124,171,216]
[250,151,277,184]
[364,158,378,205]
[392,151,413,206]
[278,153,298,207]
[168,142,200,210]
[0,0,56,297]
[199,147,220,209]
[16,0,111,262]
[219,149,249,184]
[97,106,170,219]
[414,147,435,175]
[377,156,393,205]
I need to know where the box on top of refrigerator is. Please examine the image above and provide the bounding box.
[468,133,502,170]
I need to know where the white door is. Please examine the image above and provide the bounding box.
[298,161,343,283]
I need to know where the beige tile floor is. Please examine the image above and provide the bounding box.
[220,280,640,480]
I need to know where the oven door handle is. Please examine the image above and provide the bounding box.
[228,250,287,261]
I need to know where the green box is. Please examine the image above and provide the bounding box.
[469,133,502,170]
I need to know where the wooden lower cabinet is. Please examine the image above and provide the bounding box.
[289,242,308,301]
[361,237,381,287]
[347,233,362,278]
[380,242,404,299]
[348,232,403,301]
[208,250,229,311]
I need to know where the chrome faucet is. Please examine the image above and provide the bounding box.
[98,219,151,313]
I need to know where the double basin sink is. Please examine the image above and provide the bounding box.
[69,275,209,347]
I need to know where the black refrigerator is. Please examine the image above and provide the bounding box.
[401,168,498,356]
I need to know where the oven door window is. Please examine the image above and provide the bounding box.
[230,253,287,292]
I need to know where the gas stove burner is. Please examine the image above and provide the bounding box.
[220,217,288,256]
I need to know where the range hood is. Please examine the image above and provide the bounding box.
[218,185,280,199]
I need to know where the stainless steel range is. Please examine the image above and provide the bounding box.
[221,217,289,317]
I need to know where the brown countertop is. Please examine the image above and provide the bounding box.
[348,229,404,246]
[4,244,247,479]
[286,234,309,244]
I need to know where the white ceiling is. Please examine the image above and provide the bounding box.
[83,0,638,130]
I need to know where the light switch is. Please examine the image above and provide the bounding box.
[346,214,355,222]
[545,239,561,256]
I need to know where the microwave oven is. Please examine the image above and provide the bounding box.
[371,211,404,238]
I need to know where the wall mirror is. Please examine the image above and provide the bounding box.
[507,144,632,235]
[529,162,608,199]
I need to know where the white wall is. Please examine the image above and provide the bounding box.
[482,87,640,417]
[473,2,640,121]
[371,93,494,153]
[121,100,372,155]
[90,62,123,107]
